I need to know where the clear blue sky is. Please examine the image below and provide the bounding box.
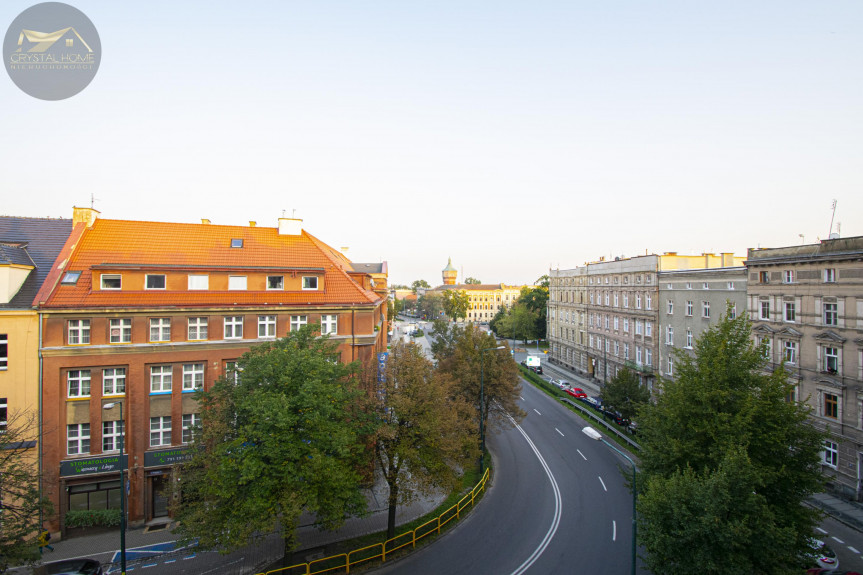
[2,1,860,286]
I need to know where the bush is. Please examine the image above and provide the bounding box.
[64,508,122,528]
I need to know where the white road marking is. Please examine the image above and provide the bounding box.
[848,546,859,554]
[556,428,564,437]
[816,527,828,534]
[520,396,524,400]
[831,536,844,544]
[533,409,542,416]
[577,449,587,460]
[506,413,563,575]
[613,520,617,541]
[598,476,607,492]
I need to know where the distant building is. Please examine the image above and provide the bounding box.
[746,236,863,501]
[432,283,526,322]
[36,210,388,535]
[442,257,458,285]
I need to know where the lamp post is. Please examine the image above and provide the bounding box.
[479,345,506,473]
[103,402,126,575]
[582,426,636,575]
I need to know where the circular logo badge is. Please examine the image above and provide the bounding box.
[3,2,101,100]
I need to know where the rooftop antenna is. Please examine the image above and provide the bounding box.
[799,234,805,245]
[90,192,98,209]
[282,209,286,217]
[828,199,837,237]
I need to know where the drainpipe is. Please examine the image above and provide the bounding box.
[37,312,44,529]
[352,307,356,362]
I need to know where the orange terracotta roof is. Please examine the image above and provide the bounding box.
[40,219,384,309]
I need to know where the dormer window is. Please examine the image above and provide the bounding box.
[302,276,318,290]
[231,238,243,248]
[61,271,81,285]
[146,274,166,290]
[101,274,122,290]
[267,276,284,290]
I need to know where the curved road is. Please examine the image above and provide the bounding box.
[374,378,648,574]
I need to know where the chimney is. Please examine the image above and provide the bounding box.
[201,218,211,225]
[278,217,303,236]
[249,221,256,227]
[721,252,734,267]
[72,206,99,228]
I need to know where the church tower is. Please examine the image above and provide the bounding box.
[442,257,458,285]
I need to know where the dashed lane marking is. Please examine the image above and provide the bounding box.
[533,409,541,416]
[613,520,617,542]
[848,546,859,554]
[556,428,564,437]
[816,527,828,534]
[577,449,587,461]
[598,476,607,492]
[831,536,844,544]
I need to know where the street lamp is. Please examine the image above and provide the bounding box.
[582,426,637,575]
[103,402,127,575]
[479,345,506,473]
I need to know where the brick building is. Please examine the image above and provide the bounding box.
[37,210,388,535]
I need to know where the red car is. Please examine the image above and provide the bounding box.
[566,387,587,399]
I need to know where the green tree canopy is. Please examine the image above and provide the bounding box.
[636,305,825,575]
[411,279,430,292]
[517,285,549,339]
[375,341,478,538]
[417,292,443,320]
[173,325,375,553]
[442,289,470,322]
[0,410,53,571]
[599,367,649,422]
[506,303,539,343]
[464,277,482,284]
[489,306,509,338]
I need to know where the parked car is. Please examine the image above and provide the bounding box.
[550,379,570,390]
[806,570,861,575]
[565,387,587,399]
[806,539,839,570]
[585,396,603,410]
[604,409,629,426]
[33,559,104,575]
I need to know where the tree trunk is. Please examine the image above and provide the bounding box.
[386,482,399,540]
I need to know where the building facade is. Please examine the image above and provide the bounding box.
[746,236,863,500]
[657,267,748,380]
[37,212,388,535]
[432,283,526,323]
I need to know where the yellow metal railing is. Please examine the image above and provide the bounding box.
[258,468,491,575]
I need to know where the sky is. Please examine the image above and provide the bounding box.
[2,1,861,287]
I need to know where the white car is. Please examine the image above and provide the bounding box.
[807,538,839,570]
[550,379,571,390]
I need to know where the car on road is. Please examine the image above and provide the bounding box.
[33,559,104,575]
[550,379,570,390]
[565,387,587,399]
[805,539,840,571]
[584,396,603,410]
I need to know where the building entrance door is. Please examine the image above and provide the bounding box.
[151,475,169,518]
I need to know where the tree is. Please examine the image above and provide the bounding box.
[417,292,443,320]
[464,277,481,284]
[0,410,53,571]
[436,324,525,440]
[375,341,478,539]
[517,284,549,339]
[636,305,825,575]
[411,279,430,293]
[598,367,649,422]
[173,325,375,554]
[442,289,469,322]
[507,303,538,343]
[489,306,509,338]
[387,298,404,320]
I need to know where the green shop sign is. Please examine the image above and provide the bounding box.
[144,447,191,467]
[60,455,127,477]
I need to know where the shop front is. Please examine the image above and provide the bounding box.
[143,447,190,523]
[59,454,128,537]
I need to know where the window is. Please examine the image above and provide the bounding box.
[109,318,131,343]
[150,416,172,447]
[636,345,642,365]
[102,420,124,452]
[290,315,308,331]
[759,301,770,321]
[67,423,90,455]
[623,294,629,308]
[182,414,200,444]
[783,270,795,284]
[228,276,247,290]
[225,361,242,384]
[0,334,6,369]
[188,274,209,290]
[188,317,208,340]
[822,440,838,468]
[590,293,594,305]
[645,348,652,367]
[149,318,171,342]
[302,276,318,290]
[646,321,653,337]
[103,368,126,395]
[145,274,166,289]
[224,316,243,339]
[604,292,609,306]
[783,341,797,365]
[759,271,769,284]
[67,370,91,398]
[727,282,735,290]
[686,301,693,317]
[624,343,630,360]
[667,356,673,376]
[666,300,673,315]
[150,365,172,393]
[101,274,122,290]
[702,301,710,318]
[823,347,839,374]
[824,268,836,283]
[623,318,629,333]
[635,320,643,335]
[614,341,620,356]
[636,294,642,309]
[321,314,338,335]
[604,315,609,330]
[614,293,619,307]
[824,303,838,326]
[0,397,6,432]
[230,238,243,248]
[729,304,737,319]
[183,363,204,391]
[67,480,121,512]
[68,319,90,345]
[613,316,619,330]
[61,270,81,285]
[823,392,838,419]
[686,329,693,349]
[784,302,796,323]
[666,326,674,346]
[702,282,708,290]
[686,282,692,290]
[258,315,277,338]
[267,276,284,290]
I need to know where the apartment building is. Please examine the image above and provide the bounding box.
[746,236,863,501]
[36,210,388,535]
[657,267,748,380]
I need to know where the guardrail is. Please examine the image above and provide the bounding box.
[257,467,492,575]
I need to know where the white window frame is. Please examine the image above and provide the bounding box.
[267,275,284,290]
[0,334,6,370]
[67,423,90,455]
[783,340,797,365]
[149,318,171,342]
[784,270,795,284]
[822,440,838,468]
[667,300,673,315]
[302,276,318,290]
[667,356,673,376]
[102,368,126,395]
[686,329,693,349]
[188,317,208,340]
[666,325,674,346]
[824,302,838,326]
[188,274,209,290]
[823,346,839,374]
[623,318,629,333]
[182,413,200,444]
[759,300,770,321]
[702,301,711,318]
[258,315,277,338]
[150,416,172,447]
[68,319,90,345]
[636,345,642,365]
[824,268,836,283]
[224,316,244,339]
[645,347,652,367]
[686,301,693,317]
[102,420,124,452]
[0,397,6,432]
[109,318,132,343]
[100,274,122,290]
[784,302,796,323]
[228,276,247,290]
[321,314,338,335]
[67,369,91,398]
[150,365,172,393]
[635,320,643,335]
[646,294,652,310]
[624,343,630,360]
[290,315,308,332]
[183,363,204,391]
[145,274,166,290]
